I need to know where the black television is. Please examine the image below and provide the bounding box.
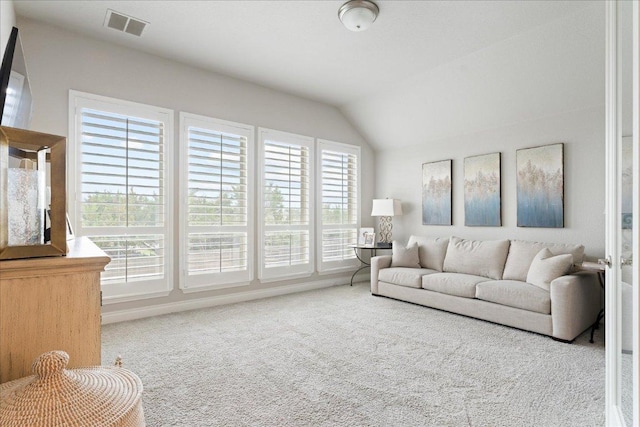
[0,27,33,129]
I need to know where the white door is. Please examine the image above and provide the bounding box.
[604,1,638,425]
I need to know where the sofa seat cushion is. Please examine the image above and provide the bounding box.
[421,273,489,298]
[476,280,551,315]
[442,236,510,280]
[378,267,437,288]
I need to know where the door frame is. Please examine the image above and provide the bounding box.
[604,1,639,425]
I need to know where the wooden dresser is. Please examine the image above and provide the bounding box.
[0,237,110,383]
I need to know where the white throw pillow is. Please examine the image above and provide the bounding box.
[526,248,573,291]
[391,241,421,268]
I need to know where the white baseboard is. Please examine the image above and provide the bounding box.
[102,273,370,324]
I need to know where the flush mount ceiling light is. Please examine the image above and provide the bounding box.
[338,0,379,32]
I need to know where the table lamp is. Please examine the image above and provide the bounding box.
[371,199,402,248]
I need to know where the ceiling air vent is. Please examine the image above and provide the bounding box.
[104,9,148,37]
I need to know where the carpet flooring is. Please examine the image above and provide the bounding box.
[102,282,605,426]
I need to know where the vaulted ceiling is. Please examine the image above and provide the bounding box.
[13,1,603,150]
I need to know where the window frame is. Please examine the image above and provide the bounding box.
[258,127,315,282]
[178,112,255,292]
[316,139,361,274]
[68,90,174,304]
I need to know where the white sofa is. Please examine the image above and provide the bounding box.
[370,236,602,342]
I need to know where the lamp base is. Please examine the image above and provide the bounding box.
[379,216,393,243]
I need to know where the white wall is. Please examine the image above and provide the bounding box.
[341,4,604,152]
[0,0,15,61]
[16,16,375,315]
[375,106,605,258]
[342,2,606,259]
[12,7,606,316]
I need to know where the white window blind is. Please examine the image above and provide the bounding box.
[259,128,314,281]
[317,140,360,273]
[180,114,253,290]
[69,91,173,302]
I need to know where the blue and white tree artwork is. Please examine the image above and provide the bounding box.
[422,160,452,225]
[464,153,501,226]
[516,143,564,228]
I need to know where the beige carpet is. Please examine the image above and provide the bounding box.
[102,283,605,426]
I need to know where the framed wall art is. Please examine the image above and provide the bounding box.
[464,152,501,226]
[422,159,452,225]
[516,143,564,228]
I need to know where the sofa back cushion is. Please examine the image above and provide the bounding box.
[442,236,510,280]
[503,240,585,282]
[407,235,449,271]
[391,241,421,268]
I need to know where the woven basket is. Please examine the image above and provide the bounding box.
[0,350,145,426]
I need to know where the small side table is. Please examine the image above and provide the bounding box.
[579,261,606,343]
[348,243,392,286]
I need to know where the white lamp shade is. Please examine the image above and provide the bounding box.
[371,199,402,217]
[338,0,379,32]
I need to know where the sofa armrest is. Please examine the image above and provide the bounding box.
[550,271,602,341]
[371,255,392,295]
